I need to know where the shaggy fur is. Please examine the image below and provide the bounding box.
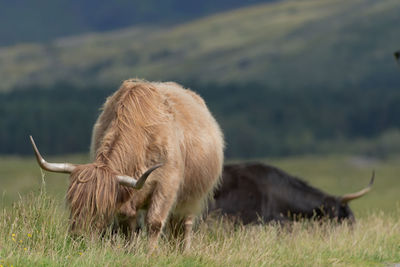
[68,79,224,249]
[67,164,119,232]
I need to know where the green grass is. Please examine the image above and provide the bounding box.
[0,188,399,266]
[1,154,400,266]
[0,155,400,266]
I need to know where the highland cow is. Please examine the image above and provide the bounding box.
[208,162,373,224]
[30,79,224,250]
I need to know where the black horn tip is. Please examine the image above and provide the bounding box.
[133,163,164,189]
[369,170,375,187]
[141,163,163,178]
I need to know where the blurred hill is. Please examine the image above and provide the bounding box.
[0,0,399,92]
[1,0,400,158]
[0,0,274,46]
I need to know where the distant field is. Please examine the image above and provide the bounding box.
[1,154,399,266]
[0,154,89,208]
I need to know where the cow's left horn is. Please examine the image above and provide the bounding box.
[117,163,163,189]
[30,135,76,173]
[341,171,375,204]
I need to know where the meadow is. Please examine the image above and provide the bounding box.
[1,154,399,266]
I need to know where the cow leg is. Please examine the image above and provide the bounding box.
[167,214,194,250]
[118,201,139,240]
[167,215,183,240]
[183,215,194,251]
[126,217,139,239]
[146,187,178,252]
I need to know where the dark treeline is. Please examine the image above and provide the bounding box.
[0,84,112,155]
[199,83,400,157]
[1,82,400,158]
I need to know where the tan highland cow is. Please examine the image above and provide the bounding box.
[30,79,224,250]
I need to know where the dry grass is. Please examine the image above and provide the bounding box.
[0,188,399,267]
[1,154,400,266]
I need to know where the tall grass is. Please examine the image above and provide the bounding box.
[1,189,399,267]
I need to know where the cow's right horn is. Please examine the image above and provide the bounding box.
[117,163,163,189]
[30,135,76,174]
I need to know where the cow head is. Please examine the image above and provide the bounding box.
[316,196,355,223]
[29,136,162,233]
[318,172,374,223]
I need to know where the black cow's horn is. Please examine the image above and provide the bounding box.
[341,170,375,203]
[30,135,76,174]
[117,163,163,189]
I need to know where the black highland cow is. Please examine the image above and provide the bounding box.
[208,162,374,224]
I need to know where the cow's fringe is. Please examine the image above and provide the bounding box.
[67,164,119,232]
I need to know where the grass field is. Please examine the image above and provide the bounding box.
[1,154,400,266]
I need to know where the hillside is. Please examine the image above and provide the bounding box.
[0,0,399,92]
[0,0,274,46]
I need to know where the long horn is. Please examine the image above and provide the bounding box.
[29,135,76,173]
[117,163,163,189]
[341,171,375,204]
